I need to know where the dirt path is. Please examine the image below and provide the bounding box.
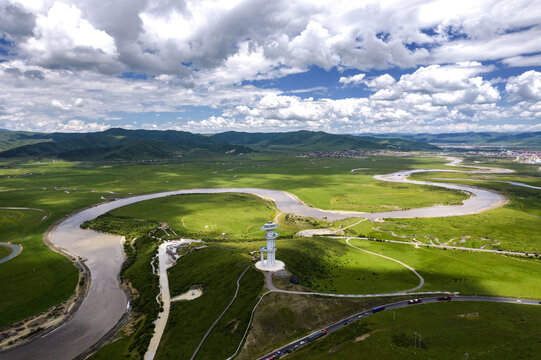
[190,265,251,360]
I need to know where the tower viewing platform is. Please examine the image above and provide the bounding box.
[255,221,285,272]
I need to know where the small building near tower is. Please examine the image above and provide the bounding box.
[255,221,285,272]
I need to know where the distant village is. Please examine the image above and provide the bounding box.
[296,149,413,158]
[297,148,541,166]
[513,151,541,164]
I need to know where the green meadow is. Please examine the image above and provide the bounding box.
[355,159,541,253]
[347,238,541,298]
[236,293,411,360]
[288,301,541,360]
[110,193,282,240]
[0,208,77,328]
[221,235,541,299]
[156,246,263,360]
[346,206,541,253]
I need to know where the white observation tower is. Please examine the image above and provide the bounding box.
[255,221,285,272]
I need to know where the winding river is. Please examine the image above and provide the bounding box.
[0,157,514,360]
[0,243,21,264]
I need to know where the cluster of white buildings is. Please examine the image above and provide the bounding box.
[514,152,541,164]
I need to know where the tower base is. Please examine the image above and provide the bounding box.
[255,259,285,272]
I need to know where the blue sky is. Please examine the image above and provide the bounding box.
[0,0,541,133]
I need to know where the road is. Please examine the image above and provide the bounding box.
[257,296,541,360]
[0,157,515,359]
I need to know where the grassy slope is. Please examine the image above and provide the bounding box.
[0,131,51,152]
[288,302,541,360]
[155,246,262,360]
[236,294,410,360]
[222,236,541,298]
[278,237,420,294]
[196,267,263,359]
[349,238,541,298]
[110,193,283,240]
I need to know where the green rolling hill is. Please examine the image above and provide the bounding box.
[366,131,541,148]
[0,128,438,160]
[0,128,250,160]
[210,130,439,151]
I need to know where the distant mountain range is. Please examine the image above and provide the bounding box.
[0,128,438,160]
[0,128,251,160]
[210,130,438,152]
[364,131,541,148]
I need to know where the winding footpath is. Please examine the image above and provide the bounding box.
[264,238,430,298]
[190,265,251,360]
[0,157,519,360]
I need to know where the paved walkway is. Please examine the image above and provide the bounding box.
[145,240,198,360]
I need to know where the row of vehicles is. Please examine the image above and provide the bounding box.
[263,330,328,360]
[263,296,455,359]
[409,296,452,304]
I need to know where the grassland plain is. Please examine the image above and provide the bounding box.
[345,206,541,253]
[0,155,464,328]
[0,153,530,345]
[287,302,541,360]
[0,155,468,214]
[155,246,263,360]
[278,237,420,294]
[222,236,541,298]
[236,293,411,360]
[347,238,541,298]
[384,159,541,252]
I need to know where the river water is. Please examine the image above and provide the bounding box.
[0,243,21,264]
